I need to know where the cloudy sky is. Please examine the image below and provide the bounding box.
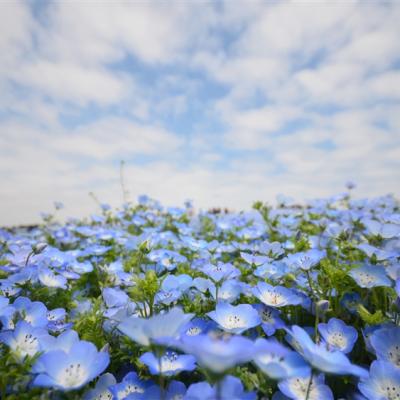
[1,1,400,226]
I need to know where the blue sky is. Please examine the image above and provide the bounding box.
[1,1,400,225]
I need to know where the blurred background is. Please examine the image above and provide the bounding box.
[1,0,399,226]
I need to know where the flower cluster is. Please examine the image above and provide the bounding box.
[0,192,399,399]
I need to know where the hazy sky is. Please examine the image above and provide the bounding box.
[1,1,400,226]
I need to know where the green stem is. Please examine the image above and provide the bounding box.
[305,370,314,400]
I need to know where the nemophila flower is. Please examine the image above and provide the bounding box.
[102,287,129,308]
[177,333,254,373]
[109,371,158,400]
[0,320,50,361]
[340,292,362,314]
[199,262,240,282]
[362,324,396,354]
[349,264,392,288]
[254,261,289,280]
[0,295,15,328]
[286,249,325,271]
[318,318,358,354]
[69,260,93,274]
[286,325,367,378]
[278,373,334,400]
[147,249,186,271]
[180,318,216,338]
[155,289,182,306]
[34,330,80,365]
[84,373,116,400]
[259,241,285,258]
[370,327,400,368]
[47,308,72,333]
[358,243,394,261]
[139,350,196,376]
[253,304,286,336]
[13,297,48,328]
[210,279,244,303]
[252,282,302,308]
[166,380,186,400]
[362,218,400,239]
[192,277,215,294]
[207,302,261,334]
[161,274,193,293]
[253,338,310,380]
[240,252,271,267]
[184,375,255,400]
[358,360,400,400]
[32,340,109,391]
[184,381,215,400]
[118,307,194,346]
[0,280,21,297]
[38,267,68,289]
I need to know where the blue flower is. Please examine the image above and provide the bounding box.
[118,307,194,346]
[207,303,261,334]
[109,371,158,400]
[166,380,186,400]
[318,318,358,354]
[253,304,286,336]
[278,373,334,400]
[286,326,367,378]
[139,350,196,376]
[177,333,254,373]
[0,295,15,329]
[349,264,392,288]
[0,320,50,361]
[161,274,193,293]
[210,279,244,303]
[362,218,400,239]
[102,287,129,308]
[184,375,255,400]
[180,318,216,337]
[47,308,72,333]
[253,282,302,308]
[358,360,400,400]
[38,267,68,289]
[340,292,362,314]
[184,381,215,400]
[199,262,240,282]
[32,340,109,390]
[286,249,325,271]
[253,338,310,380]
[84,373,116,400]
[370,327,400,368]
[13,297,48,328]
[240,252,271,267]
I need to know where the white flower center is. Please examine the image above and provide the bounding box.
[16,333,39,357]
[41,274,61,287]
[95,391,113,400]
[118,383,145,397]
[378,379,400,400]
[357,272,376,286]
[58,363,89,388]
[262,291,285,306]
[289,377,319,398]
[160,352,180,372]
[223,314,244,329]
[327,332,346,350]
[186,327,201,336]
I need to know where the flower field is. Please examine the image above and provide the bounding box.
[0,193,399,399]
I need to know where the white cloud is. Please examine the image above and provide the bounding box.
[0,1,399,226]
